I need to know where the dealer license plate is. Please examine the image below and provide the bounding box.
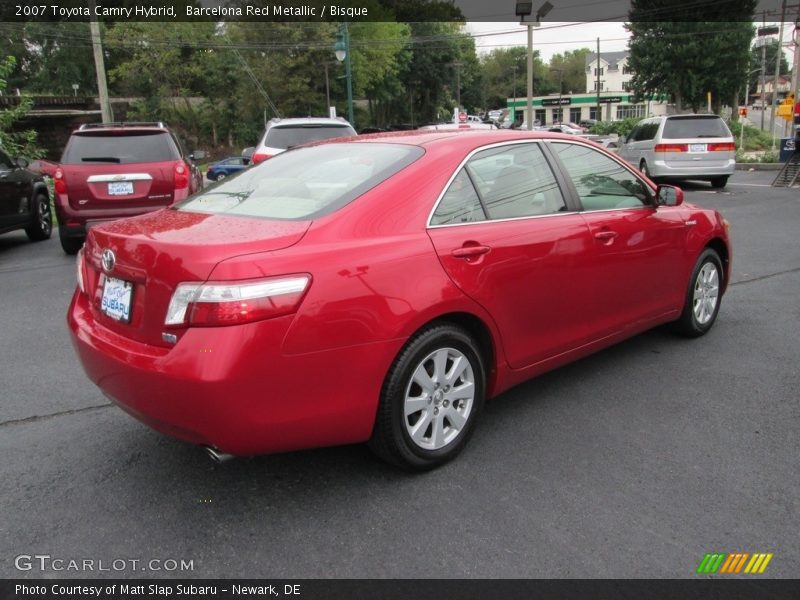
[689,144,707,153]
[101,276,133,322]
[108,181,134,195]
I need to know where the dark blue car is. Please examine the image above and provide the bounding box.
[206,156,249,181]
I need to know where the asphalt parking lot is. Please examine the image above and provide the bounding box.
[0,170,798,579]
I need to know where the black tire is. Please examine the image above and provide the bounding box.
[369,323,486,470]
[639,160,651,178]
[24,193,52,241]
[710,176,728,189]
[216,172,226,181]
[59,227,84,255]
[673,248,724,337]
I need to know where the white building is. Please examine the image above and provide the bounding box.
[507,51,668,125]
[585,51,634,94]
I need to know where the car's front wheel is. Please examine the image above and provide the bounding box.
[673,248,723,337]
[25,193,52,242]
[369,323,485,470]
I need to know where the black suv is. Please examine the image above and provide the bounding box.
[0,147,52,243]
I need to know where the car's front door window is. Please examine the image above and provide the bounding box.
[550,142,651,211]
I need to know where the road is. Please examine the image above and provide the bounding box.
[0,170,798,579]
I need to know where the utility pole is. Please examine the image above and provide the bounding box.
[451,60,463,109]
[596,38,601,121]
[760,12,768,131]
[771,0,787,149]
[791,13,800,138]
[88,0,112,123]
[527,25,534,129]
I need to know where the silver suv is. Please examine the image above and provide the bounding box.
[618,114,735,188]
[250,117,356,165]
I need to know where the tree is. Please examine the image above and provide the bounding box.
[0,56,43,158]
[548,49,591,95]
[626,1,756,112]
[479,47,552,112]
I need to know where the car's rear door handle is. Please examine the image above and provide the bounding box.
[594,230,618,241]
[452,245,491,258]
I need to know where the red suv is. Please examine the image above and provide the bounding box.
[54,122,204,254]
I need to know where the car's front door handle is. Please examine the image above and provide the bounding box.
[452,245,491,258]
[594,230,618,241]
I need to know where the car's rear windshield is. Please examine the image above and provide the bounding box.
[61,131,180,164]
[662,116,731,139]
[176,143,423,220]
[264,124,356,150]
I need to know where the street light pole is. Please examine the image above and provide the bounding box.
[516,1,553,131]
[334,23,354,124]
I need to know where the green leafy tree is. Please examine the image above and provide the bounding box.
[548,49,591,96]
[626,1,756,112]
[0,56,43,158]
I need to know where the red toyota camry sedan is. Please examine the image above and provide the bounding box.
[68,130,731,470]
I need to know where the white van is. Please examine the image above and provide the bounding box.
[617,115,736,189]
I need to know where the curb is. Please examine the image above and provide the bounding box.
[735,163,785,171]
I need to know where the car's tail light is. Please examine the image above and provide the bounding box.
[251,152,272,164]
[76,250,86,295]
[708,142,736,152]
[54,168,67,194]
[165,275,311,327]
[654,144,688,153]
[174,162,189,189]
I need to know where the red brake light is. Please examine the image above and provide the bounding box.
[708,142,735,152]
[174,162,189,189]
[54,167,67,194]
[165,275,312,327]
[251,152,272,164]
[654,144,688,153]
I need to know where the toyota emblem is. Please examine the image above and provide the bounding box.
[102,249,116,273]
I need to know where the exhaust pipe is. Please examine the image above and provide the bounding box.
[204,446,235,464]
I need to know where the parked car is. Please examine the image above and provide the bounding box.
[0,150,51,243]
[68,130,730,470]
[548,124,582,135]
[579,118,598,130]
[206,156,249,181]
[617,114,736,188]
[54,122,205,255]
[250,117,356,164]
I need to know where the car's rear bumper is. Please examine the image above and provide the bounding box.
[55,194,174,232]
[67,289,395,456]
[651,158,736,180]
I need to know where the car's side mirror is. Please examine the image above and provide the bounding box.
[655,184,684,207]
[242,147,255,160]
[15,157,29,168]
[189,150,206,162]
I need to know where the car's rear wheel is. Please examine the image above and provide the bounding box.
[710,176,728,189]
[59,227,84,255]
[673,248,723,337]
[25,193,52,242]
[369,323,485,470]
[639,160,651,178]
[216,173,226,182]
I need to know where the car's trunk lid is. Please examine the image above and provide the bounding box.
[82,209,310,346]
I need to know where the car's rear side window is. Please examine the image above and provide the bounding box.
[662,117,731,139]
[264,125,356,150]
[177,143,423,220]
[62,132,179,164]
